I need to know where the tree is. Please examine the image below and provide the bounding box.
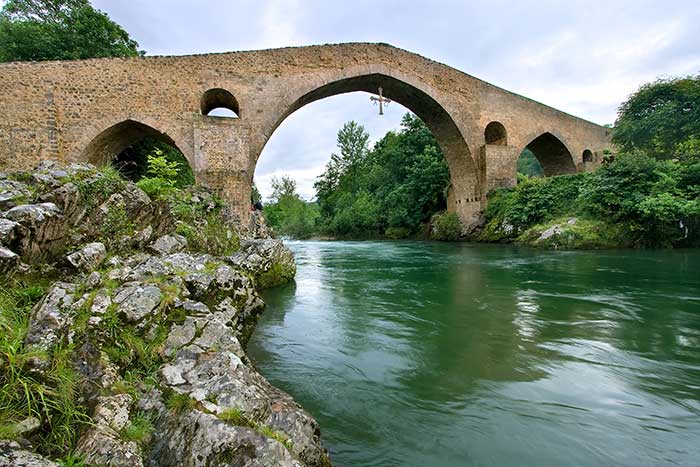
[314,113,450,238]
[265,175,319,239]
[0,0,142,62]
[613,75,700,159]
[270,176,298,203]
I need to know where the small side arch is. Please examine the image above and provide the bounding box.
[484,121,507,146]
[201,88,240,118]
[519,132,576,177]
[582,149,593,163]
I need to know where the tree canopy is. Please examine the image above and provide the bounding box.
[613,74,700,159]
[0,0,142,62]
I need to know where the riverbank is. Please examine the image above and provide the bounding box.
[477,153,700,249]
[0,162,330,466]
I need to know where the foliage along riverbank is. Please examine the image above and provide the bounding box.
[263,114,462,242]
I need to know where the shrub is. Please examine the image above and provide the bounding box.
[430,211,462,241]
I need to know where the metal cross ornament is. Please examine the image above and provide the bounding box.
[370,87,391,115]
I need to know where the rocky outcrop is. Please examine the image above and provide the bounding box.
[229,239,297,289]
[0,161,175,272]
[66,242,107,272]
[0,441,60,467]
[0,162,326,467]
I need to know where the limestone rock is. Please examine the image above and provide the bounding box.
[5,202,65,261]
[85,270,102,289]
[0,179,32,210]
[0,247,19,278]
[148,234,188,256]
[228,239,296,289]
[24,282,76,353]
[113,282,162,323]
[148,410,303,467]
[0,441,60,467]
[75,425,143,467]
[11,417,41,437]
[66,242,106,272]
[0,218,19,247]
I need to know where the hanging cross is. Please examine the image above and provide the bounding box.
[370,87,391,115]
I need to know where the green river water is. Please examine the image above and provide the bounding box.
[247,241,700,467]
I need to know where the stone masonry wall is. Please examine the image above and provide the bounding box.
[0,43,613,226]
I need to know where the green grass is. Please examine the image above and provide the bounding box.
[120,411,154,445]
[165,392,197,413]
[217,407,293,449]
[0,281,91,457]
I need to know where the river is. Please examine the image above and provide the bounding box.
[247,241,700,467]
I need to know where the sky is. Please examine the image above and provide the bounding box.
[84,0,700,200]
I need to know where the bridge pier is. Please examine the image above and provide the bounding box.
[193,116,253,223]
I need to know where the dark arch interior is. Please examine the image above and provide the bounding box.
[81,120,193,185]
[201,88,240,118]
[265,73,478,200]
[484,121,507,146]
[582,149,593,163]
[522,132,576,177]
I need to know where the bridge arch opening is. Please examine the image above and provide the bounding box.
[519,132,576,177]
[582,149,593,163]
[255,73,479,229]
[80,119,194,185]
[201,88,240,118]
[484,121,507,146]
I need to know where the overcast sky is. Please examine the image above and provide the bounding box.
[88,0,700,200]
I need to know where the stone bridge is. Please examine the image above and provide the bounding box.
[0,43,612,227]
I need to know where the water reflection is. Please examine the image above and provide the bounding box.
[247,241,700,467]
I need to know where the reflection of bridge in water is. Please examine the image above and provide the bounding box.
[0,43,611,227]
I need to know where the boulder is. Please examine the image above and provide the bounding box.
[66,242,107,272]
[148,410,303,467]
[228,239,296,289]
[148,234,188,256]
[0,441,61,467]
[113,282,162,323]
[0,218,19,247]
[5,202,65,261]
[0,179,32,210]
[24,282,76,354]
[0,247,19,277]
[75,426,143,467]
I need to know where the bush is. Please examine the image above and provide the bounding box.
[430,211,462,241]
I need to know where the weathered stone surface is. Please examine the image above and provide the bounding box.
[149,410,304,467]
[0,247,19,277]
[85,270,102,289]
[11,417,41,437]
[228,239,296,289]
[0,179,32,210]
[75,425,143,467]
[66,242,107,272]
[5,203,65,260]
[0,44,612,229]
[0,218,19,246]
[0,441,60,467]
[148,234,188,256]
[113,282,162,322]
[24,282,76,353]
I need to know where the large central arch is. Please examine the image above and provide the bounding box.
[252,72,481,225]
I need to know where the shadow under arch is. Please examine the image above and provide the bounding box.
[518,132,576,177]
[256,73,479,197]
[80,119,186,168]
